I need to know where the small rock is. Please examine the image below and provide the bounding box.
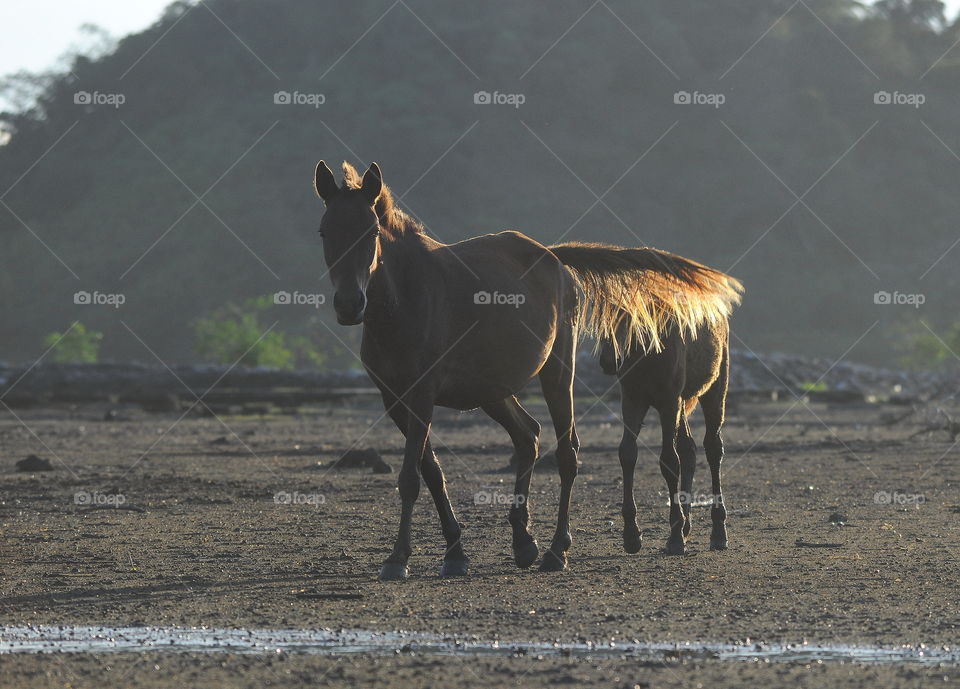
[828,512,848,525]
[140,393,181,413]
[331,447,392,474]
[16,455,53,472]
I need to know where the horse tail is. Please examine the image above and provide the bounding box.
[549,241,743,354]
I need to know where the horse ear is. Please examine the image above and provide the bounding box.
[360,162,382,205]
[314,160,338,202]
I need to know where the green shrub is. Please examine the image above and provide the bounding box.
[193,296,333,369]
[43,322,102,363]
[194,296,296,368]
[897,320,960,370]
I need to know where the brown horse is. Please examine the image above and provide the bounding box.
[599,307,741,556]
[314,160,741,579]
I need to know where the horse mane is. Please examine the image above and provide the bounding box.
[341,162,423,239]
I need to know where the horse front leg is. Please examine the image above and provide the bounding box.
[379,388,435,580]
[383,392,468,577]
[482,396,541,569]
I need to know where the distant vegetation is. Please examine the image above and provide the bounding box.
[193,295,329,369]
[3,0,960,367]
[43,323,102,363]
[897,318,960,369]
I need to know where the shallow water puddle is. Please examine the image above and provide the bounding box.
[0,626,955,665]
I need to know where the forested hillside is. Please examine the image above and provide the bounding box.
[2,0,959,366]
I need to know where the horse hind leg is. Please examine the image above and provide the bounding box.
[657,396,686,555]
[677,404,698,540]
[482,396,541,568]
[618,392,648,553]
[536,322,579,572]
[701,347,730,551]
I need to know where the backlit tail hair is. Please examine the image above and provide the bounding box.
[549,242,743,354]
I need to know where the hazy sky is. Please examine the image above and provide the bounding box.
[0,0,174,76]
[0,0,959,77]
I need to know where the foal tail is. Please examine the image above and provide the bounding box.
[549,242,743,354]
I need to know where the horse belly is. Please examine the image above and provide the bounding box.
[435,318,555,410]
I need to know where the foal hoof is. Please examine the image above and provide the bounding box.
[513,541,539,569]
[710,525,728,551]
[623,531,642,554]
[538,550,567,572]
[664,539,686,556]
[439,558,469,577]
[710,538,728,551]
[378,562,409,580]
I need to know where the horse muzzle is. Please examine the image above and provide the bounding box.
[334,290,367,326]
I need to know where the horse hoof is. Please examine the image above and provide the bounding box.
[710,539,728,551]
[623,533,642,554]
[513,541,539,569]
[439,558,469,577]
[664,539,686,556]
[538,550,567,572]
[378,562,409,580]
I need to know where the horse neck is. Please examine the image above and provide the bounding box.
[366,230,437,319]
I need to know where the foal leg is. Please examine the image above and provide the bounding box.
[537,327,580,573]
[701,350,730,551]
[384,395,468,576]
[677,409,698,540]
[379,389,435,580]
[482,396,541,568]
[658,397,686,555]
[618,391,648,553]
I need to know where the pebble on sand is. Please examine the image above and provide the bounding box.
[16,455,54,472]
[330,448,393,474]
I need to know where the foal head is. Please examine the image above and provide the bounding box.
[599,317,632,375]
[598,337,621,375]
[314,160,384,325]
